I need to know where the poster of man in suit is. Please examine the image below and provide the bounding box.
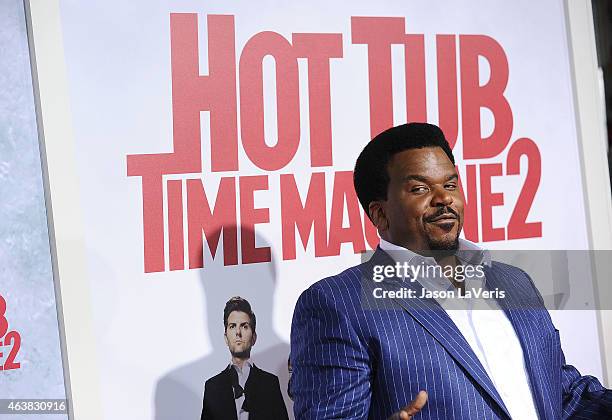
[201,297,288,420]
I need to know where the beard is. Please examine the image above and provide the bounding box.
[424,228,460,259]
[423,206,461,254]
[427,234,459,251]
[230,349,252,359]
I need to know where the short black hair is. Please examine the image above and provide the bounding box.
[353,123,455,221]
[223,296,256,334]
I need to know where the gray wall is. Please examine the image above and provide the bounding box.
[0,0,68,418]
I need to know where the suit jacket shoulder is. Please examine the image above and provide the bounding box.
[204,368,229,387]
[303,258,372,299]
[201,368,235,420]
[486,260,549,309]
[249,365,280,383]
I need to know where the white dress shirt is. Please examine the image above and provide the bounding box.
[231,359,252,420]
[379,238,539,419]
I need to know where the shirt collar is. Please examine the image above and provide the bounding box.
[378,237,491,295]
[378,237,491,267]
[230,359,253,373]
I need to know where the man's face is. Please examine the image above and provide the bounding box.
[224,311,256,358]
[370,147,464,253]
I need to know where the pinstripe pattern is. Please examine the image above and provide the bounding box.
[289,248,612,419]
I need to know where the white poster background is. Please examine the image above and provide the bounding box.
[43,0,604,418]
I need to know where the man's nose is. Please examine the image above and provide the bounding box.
[236,328,242,337]
[431,186,453,207]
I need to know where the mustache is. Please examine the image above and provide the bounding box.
[424,206,458,222]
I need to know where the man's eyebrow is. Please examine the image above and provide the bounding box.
[402,174,458,183]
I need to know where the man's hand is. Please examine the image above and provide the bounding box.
[387,391,428,420]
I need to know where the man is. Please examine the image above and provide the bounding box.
[201,297,288,420]
[289,123,612,419]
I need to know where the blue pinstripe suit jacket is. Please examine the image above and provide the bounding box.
[289,248,612,419]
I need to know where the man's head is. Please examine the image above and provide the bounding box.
[223,297,257,359]
[354,123,463,253]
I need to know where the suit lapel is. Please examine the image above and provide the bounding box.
[244,365,258,415]
[365,248,511,418]
[244,364,258,390]
[222,367,239,420]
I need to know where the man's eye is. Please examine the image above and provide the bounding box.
[445,184,457,190]
[411,186,429,193]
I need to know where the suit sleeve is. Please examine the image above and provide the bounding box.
[559,354,612,419]
[519,268,612,418]
[290,282,372,419]
[200,381,211,420]
[271,375,290,420]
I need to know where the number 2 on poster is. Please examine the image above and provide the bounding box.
[0,294,21,371]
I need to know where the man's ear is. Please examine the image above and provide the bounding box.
[251,332,257,346]
[224,332,229,346]
[368,201,388,232]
